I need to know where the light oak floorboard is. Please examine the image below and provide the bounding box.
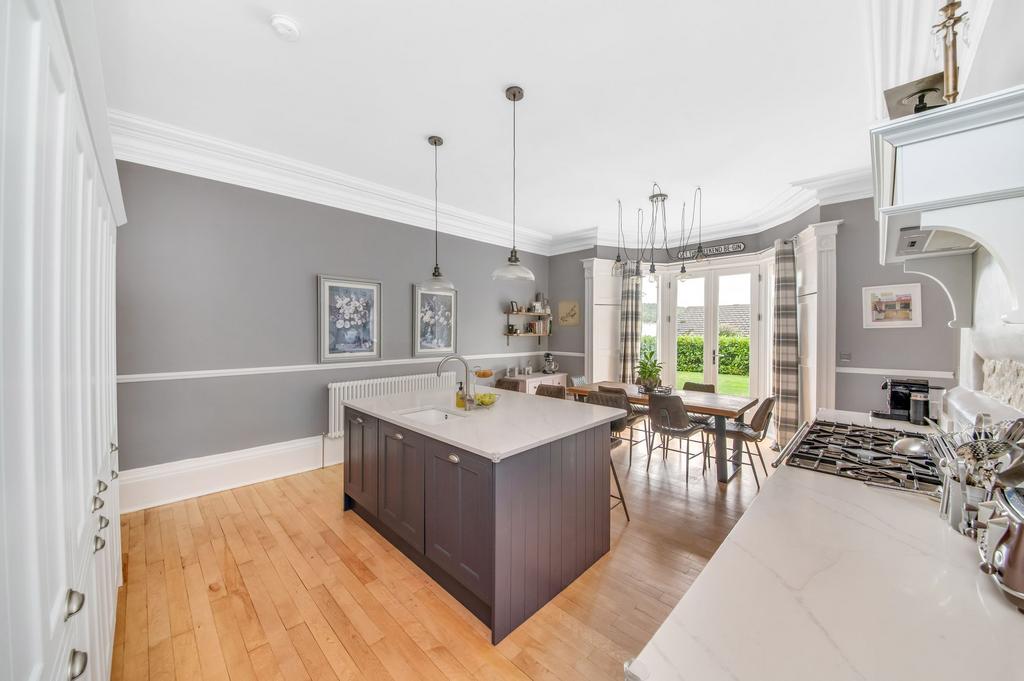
[116,435,766,679]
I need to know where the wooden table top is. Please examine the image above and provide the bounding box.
[566,381,758,419]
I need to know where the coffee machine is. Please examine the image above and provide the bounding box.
[871,377,930,423]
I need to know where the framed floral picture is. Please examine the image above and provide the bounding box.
[318,275,381,362]
[413,285,457,357]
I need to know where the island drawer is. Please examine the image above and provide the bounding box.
[344,408,378,515]
[378,424,425,553]
[424,441,494,604]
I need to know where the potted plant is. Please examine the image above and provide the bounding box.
[635,347,663,392]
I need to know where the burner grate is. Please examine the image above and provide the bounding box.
[785,420,942,491]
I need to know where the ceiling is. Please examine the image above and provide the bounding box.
[94,0,879,243]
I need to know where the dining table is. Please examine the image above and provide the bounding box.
[565,381,759,483]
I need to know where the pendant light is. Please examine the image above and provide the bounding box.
[420,135,455,291]
[492,86,535,281]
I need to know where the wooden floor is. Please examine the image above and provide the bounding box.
[112,435,770,681]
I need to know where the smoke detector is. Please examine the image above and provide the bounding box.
[269,14,301,42]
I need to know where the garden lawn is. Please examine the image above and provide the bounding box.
[676,371,749,397]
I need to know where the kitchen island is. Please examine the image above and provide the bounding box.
[341,387,624,644]
[628,410,1024,680]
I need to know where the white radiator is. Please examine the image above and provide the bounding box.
[327,371,456,438]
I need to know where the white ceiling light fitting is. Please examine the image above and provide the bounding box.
[492,85,535,282]
[420,135,455,291]
[269,14,301,42]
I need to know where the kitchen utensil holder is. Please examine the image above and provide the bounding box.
[939,472,987,533]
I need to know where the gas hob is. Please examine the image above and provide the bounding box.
[784,420,942,492]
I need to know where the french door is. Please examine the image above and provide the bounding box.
[658,265,762,397]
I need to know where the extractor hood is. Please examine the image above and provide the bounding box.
[870,84,1024,328]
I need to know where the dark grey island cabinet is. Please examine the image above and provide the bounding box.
[342,406,612,644]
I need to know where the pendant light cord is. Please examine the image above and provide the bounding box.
[433,142,439,267]
[512,96,517,251]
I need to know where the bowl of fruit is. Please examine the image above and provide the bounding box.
[475,392,500,408]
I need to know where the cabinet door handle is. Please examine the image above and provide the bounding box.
[110,469,118,480]
[392,432,404,441]
[110,442,118,454]
[93,536,106,553]
[446,453,461,464]
[65,589,86,621]
[355,416,364,424]
[91,496,104,513]
[98,515,110,530]
[69,650,88,680]
[96,480,108,494]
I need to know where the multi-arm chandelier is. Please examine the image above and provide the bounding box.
[612,183,707,280]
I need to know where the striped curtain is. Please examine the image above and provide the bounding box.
[772,239,800,447]
[619,270,641,383]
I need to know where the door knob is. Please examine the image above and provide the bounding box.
[98,515,110,530]
[91,496,104,512]
[96,480,108,494]
[392,432,404,441]
[355,416,364,424]
[110,469,118,480]
[93,536,106,553]
[447,453,461,464]
[69,649,88,680]
[110,442,118,453]
[64,589,85,621]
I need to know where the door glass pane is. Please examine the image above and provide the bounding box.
[675,276,705,390]
[641,275,659,360]
[717,273,751,396]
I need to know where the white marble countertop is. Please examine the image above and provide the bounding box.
[343,387,624,461]
[630,411,1023,681]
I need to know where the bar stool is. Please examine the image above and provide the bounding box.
[598,385,650,460]
[648,394,705,476]
[494,377,520,391]
[701,397,775,490]
[584,391,631,521]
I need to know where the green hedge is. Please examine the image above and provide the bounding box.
[640,334,750,376]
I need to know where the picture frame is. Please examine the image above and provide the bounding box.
[509,300,520,313]
[558,300,580,326]
[318,275,381,362]
[862,283,922,329]
[413,285,457,357]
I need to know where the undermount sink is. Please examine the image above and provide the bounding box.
[398,406,466,425]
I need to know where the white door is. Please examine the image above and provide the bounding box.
[665,266,759,397]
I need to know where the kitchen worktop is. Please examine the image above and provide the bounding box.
[629,410,1023,681]
[342,387,623,461]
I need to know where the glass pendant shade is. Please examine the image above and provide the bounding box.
[420,265,455,291]
[491,250,535,281]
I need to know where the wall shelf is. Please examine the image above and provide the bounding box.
[505,306,552,345]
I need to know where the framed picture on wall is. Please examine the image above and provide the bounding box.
[318,275,381,362]
[558,300,580,326]
[862,283,922,329]
[413,285,457,357]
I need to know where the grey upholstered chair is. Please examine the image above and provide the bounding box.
[494,377,521,392]
[535,384,566,399]
[648,394,705,476]
[702,397,775,490]
[569,375,589,387]
[584,391,631,521]
[682,380,715,454]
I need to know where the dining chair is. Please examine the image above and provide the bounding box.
[494,377,521,392]
[682,380,715,456]
[584,391,631,521]
[648,394,705,476]
[598,385,651,451]
[569,375,589,401]
[701,397,775,490]
[535,384,566,399]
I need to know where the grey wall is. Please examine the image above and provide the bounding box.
[117,162,554,469]
[545,248,594,378]
[823,199,959,412]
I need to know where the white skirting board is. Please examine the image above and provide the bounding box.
[119,435,342,512]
